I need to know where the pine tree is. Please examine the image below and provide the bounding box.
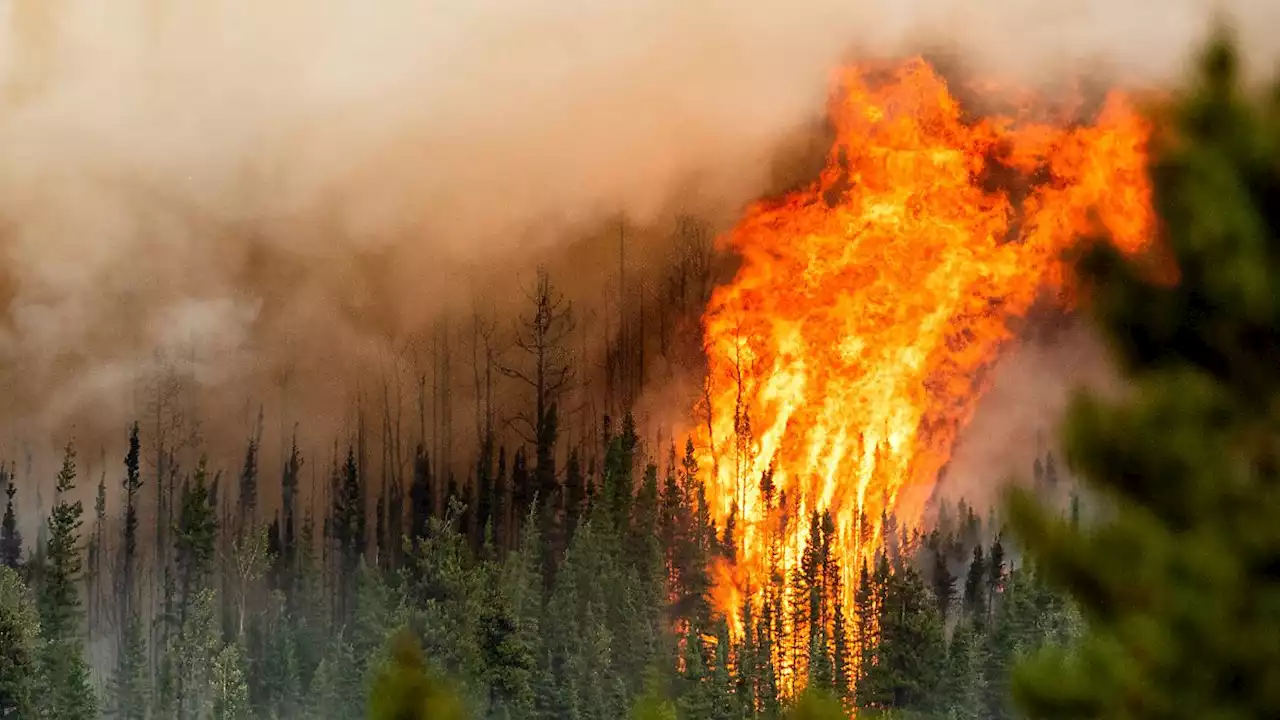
[677,622,716,720]
[944,620,987,720]
[36,442,96,719]
[603,412,639,534]
[281,434,303,583]
[565,446,588,543]
[1009,28,1280,719]
[673,438,713,629]
[859,561,945,715]
[111,613,149,719]
[831,592,851,706]
[87,466,105,634]
[409,443,434,540]
[309,633,364,720]
[238,418,262,532]
[962,543,987,622]
[0,474,20,568]
[986,534,1005,621]
[622,461,667,688]
[929,530,956,622]
[112,423,149,719]
[333,444,366,622]
[491,508,542,719]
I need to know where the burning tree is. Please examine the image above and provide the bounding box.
[696,51,1156,690]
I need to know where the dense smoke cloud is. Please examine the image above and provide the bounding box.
[0,0,1275,469]
[926,316,1123,516]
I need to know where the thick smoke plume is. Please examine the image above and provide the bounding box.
[0,0,1275,488]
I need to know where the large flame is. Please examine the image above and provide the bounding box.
[697,58,1153,628]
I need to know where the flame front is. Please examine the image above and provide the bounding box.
[696,58,1153,632]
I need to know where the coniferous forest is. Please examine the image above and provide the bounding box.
[0,392,1084,720]
[4,25,1280,720]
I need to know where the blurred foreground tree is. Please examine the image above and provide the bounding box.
[1009,27,1280,719]
[368,627,468,720]
[0,565,40,717]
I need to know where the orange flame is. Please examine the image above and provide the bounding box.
[696,58,1153,631]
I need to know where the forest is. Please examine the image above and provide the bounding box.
[0,400,1081,720]
[3,25,1280,720]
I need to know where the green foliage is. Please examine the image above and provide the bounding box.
[629,670,678,720]
[0,565,40,717]
[0,476,20,568]
[212,641,252,719]
[368,627,468,720]
[309,632,365,720]
[110,611,150,719]
[1008,26,1280,720]
[36,442,96,720]
[787,687,847,720]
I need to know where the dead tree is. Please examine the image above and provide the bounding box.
[499,268,575,523]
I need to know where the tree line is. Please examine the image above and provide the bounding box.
[0,386,1087,720]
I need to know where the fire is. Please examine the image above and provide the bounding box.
[696,58,1153,632]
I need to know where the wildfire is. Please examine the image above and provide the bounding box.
[697,58,1154,629]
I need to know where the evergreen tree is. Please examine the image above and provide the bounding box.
[986,534,1005,621]
[602,413,639,533]
[87,466,105,634]
[962,543,987,622]
[239,419,262,531]
[111,613,149,719]
[490,508,543,719]
[0,473,20,568]
[565,446,588,542]
[333,444,366,621]
[859,562,945,715]
[409,443,434,540]
[112,423,149,719]
[309,633,365,720]
[677,622,716,720]
[831,593,851,706]
[0,564,40,718]
[170,588,222,719]
[36,442,96,719]
[943,620,987,720]
[281,433,302,582]
[673,438,713,629]
[1009,28,1280,719]
[928,531,956,622]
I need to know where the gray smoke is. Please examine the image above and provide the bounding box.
[0,0,1274,498]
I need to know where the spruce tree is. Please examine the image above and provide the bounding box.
[492,507,543,720]
[0,474,20,568]
[1009,28,1280,719]
[112,423,149,719]
[409,443,434,540]
[962,543,987,622]
[36,442,96,719]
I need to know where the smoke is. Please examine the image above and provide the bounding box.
[923,314,1124,517]
[0,0,1275,465]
